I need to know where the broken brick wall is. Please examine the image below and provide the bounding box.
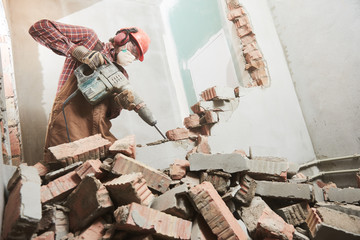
[0,2,23,166]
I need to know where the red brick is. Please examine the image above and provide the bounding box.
[170,159,190,180]
[203,111,218,124]
[227,7,245,21]
[195,135,211,154]
[104,172,155,206]
[9,126,21,156]
[188,181,248,239]
[237,24,252,38]
[305,208,323,238]
[114,202,192,239]
[66,176,113,232]
[111,153,171,193]
[32,231,55,240]
[241,197,295,240]
[183,114,201,129]
[241,33,256,45]
[166,128,190,140]
[200,86,235,101]
[200,171,231,195]
[76,218,106,240]
[48,134,111,165]
[109,135,136,159]
[33,162,49,177]
[245,59,265,71]
[234,175,257,206]
[234,16,249,28]
[244,49,263,63]
[41,171,81,204]
[75,159,103,179]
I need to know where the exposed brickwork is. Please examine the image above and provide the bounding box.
[48,134,111,165]
[75,159,103,179]
[226,0,270,87]
[234,175,257,206]
[66,176,113,232]
[200,86,236,101]
[305,208,323,238]
[104,172,155,207]
[170,159,190,180]
[166,127,190,141]
[183,114,201,129]
[276,202,309,226]
[114,202,192,239]
[109,134,136,159]
[111,153,171,193]
[188,181,248,239]
[41,171,81,204]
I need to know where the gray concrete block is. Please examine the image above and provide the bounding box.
[326,187,360,205]
[188,153,249,173]
[136,139,195,170]
[312,183,325,203]
[255,181,312,201]
[150,184,193,220]
[307,207,360,240]
[316,202,360,218]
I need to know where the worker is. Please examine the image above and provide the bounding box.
[28,19,150,163]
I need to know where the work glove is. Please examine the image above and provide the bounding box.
[114,89,137,111]
[71,46,105,69]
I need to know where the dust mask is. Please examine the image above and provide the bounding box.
[116,48,136,66]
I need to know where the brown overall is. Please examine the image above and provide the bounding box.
[43,71,122,163]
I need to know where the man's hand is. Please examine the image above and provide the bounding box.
[114,90,136,111]
[71,46,104,69]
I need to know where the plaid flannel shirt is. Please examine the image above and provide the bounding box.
[29,19,115,92]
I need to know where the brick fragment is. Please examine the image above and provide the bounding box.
[240,196,295,240]
[76,218,106,240]
[166,127,190,140]
[227,7,245,21]
[237,24,252,38]
[276,202,309,226]
[200,86,236,101]
[109,135,136,159]
[150,184,193,220]
[188,152,249,173]
[2,165,42,240]
[247,158,290,182]
[48,134,111,165]
[188,181,248,239]
[104,172,155,207]
[75,159,103,179]
[111,153,171,193]
[114,202,192,239]
[255,180,312,201]
[200,170,231,195]
[245,59,265,71]
[234,16,249,28]
[325,187,360,204]
[183,114,201,129]
[306,207,360,239]
[170,159,190,180]
[234,175,257,206]
[32,231,55,240]
[41,171,81,204]
[33,162,49,177]
[66,176,113,232]
[241,33,256,45]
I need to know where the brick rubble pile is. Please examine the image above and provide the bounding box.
[1,86,360,240]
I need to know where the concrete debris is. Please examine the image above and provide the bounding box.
[2,86,359,240]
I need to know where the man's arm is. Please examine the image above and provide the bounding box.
[28,19,99,57]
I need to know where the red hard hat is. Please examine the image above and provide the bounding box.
[114,27,150,62]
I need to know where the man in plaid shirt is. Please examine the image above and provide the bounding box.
[29,19,150,164]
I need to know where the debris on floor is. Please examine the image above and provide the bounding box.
[1,86,360,240]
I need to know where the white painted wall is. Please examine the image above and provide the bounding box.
[208,0,316,164]
[268,0,360,159]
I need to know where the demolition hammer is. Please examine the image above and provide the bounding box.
[62,56,166,142]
